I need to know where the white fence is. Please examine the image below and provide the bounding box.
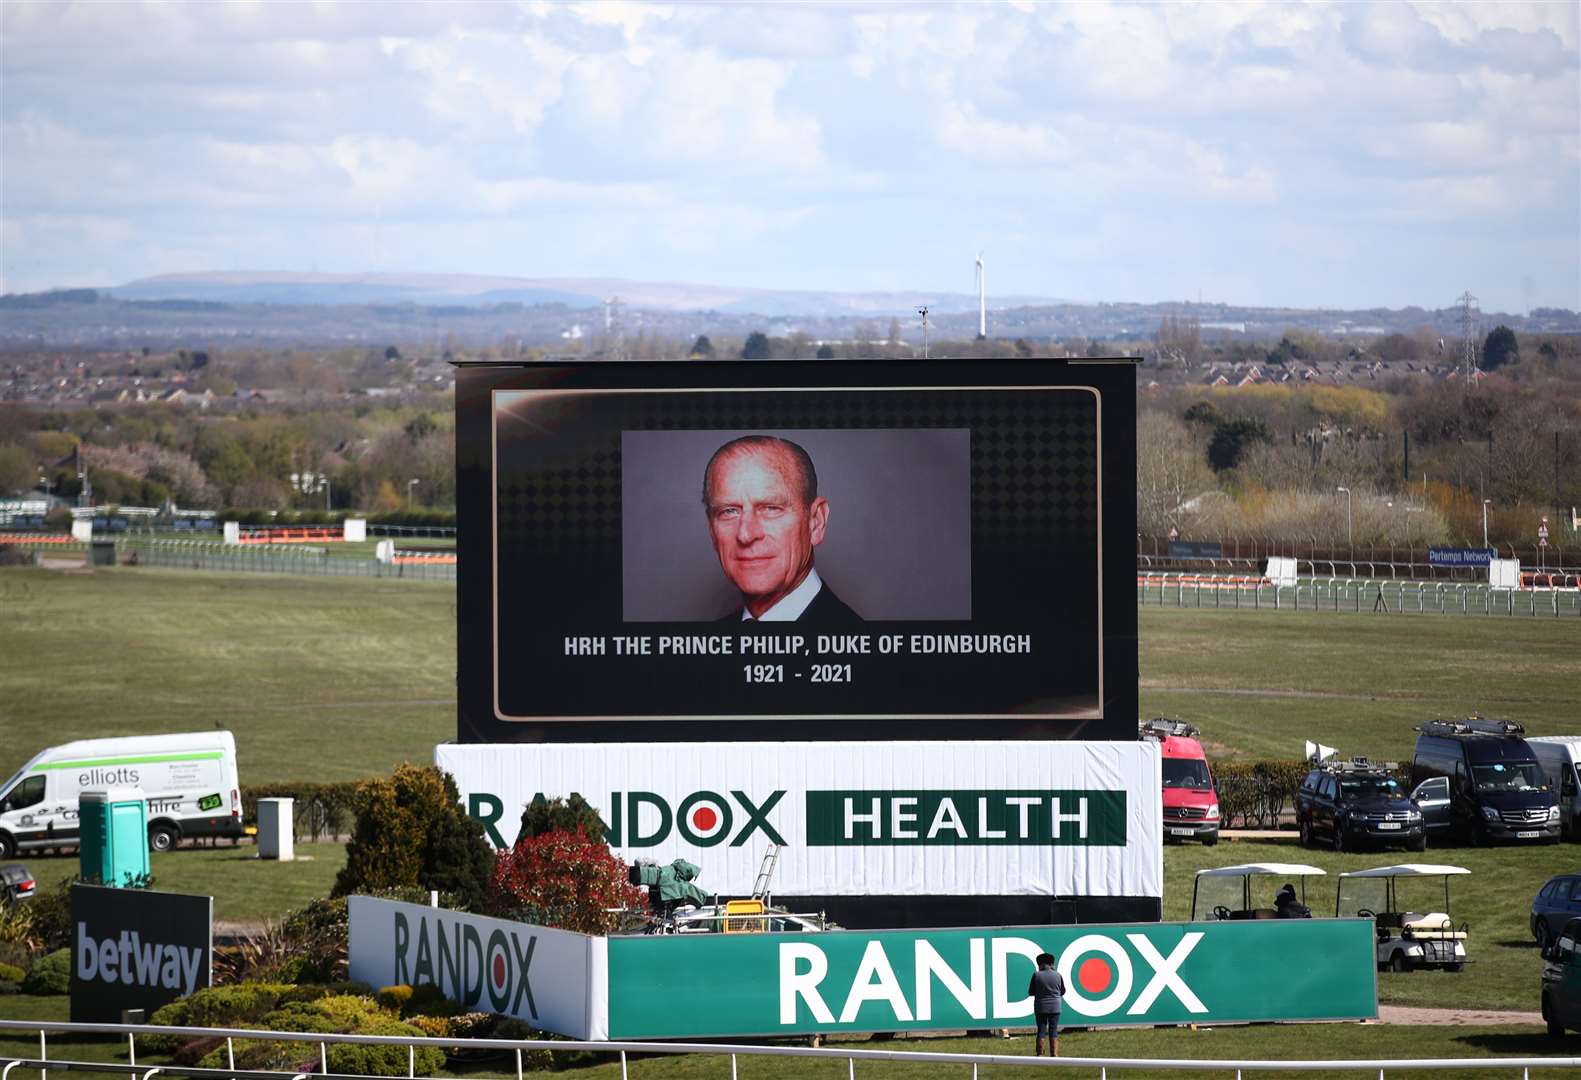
[1,1020,1575,1079]
[1137,572,1581,618]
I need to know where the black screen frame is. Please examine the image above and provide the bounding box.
[455,357,1138,744]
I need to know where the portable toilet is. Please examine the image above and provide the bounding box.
[78,788,150,886]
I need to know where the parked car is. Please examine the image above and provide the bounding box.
[1297,758,1425,852]
[1533,873,1581,951]
[1528,736,1581,840]
[1542,916,1581,1037]
[1409,718,1560,845]
[1140,719,1220,846]
[0,863,36,903]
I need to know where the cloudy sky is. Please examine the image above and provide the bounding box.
[1,1,1576,312]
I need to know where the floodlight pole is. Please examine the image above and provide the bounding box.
[407,478,420,510]
[1481,499,1491,548]
[1336,486,1353,558]
[917,306,930,359]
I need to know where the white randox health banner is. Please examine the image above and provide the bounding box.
[347,897,607,1040]
[436,741,1162,900]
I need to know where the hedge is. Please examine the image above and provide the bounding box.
[241,782,362,842]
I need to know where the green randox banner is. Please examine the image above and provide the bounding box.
[606,920,1377,1039]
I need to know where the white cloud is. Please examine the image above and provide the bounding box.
[0,0,1574,310]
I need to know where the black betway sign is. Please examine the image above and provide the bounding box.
[71,884,212,1022]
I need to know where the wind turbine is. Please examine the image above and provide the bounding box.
[974,252,986,339]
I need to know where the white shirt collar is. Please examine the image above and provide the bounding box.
[742,567,822,622]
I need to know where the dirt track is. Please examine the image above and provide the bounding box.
[1377,1005,1544,1026]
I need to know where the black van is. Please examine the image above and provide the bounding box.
[1410,718,1560,845]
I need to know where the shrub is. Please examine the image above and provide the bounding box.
[22,948,70,994]
[326,1022,444,1077]
[0,979,20,994]
[375,984,413,1012]
[183,983,292,1026]
[515,793,608,845]
[333,765,494,911]
[487,829,647,935]
[0,961,25,984]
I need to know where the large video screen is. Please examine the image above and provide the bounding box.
[455,359,1137,742]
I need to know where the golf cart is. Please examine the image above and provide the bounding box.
[1335,863,1471,973]
[1191,863,1326,921]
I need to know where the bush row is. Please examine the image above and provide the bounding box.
[241,782,363,842]
[145,980,573,1073]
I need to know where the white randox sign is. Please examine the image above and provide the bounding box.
[436,741,1163,900]
[347,897,608,1040]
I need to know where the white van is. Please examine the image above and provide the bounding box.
[1529,736,1581,841]
[0,731,243,859]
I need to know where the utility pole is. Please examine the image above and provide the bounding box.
[917,306,930,359]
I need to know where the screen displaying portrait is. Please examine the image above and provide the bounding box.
[456,358,1136,743]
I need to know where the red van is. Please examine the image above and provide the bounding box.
[1140,719,1220,845]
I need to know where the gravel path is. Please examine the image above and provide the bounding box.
[1376,1005,1544,1026]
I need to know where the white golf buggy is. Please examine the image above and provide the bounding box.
[1335,863,1471,973]
[1191,863,1326,921]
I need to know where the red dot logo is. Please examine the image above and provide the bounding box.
[493,953,506,988]
[691,806,719,832]
[1078,956,1112,994]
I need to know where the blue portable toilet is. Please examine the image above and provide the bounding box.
[78,788,150,887]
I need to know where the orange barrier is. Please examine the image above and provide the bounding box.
[236,527,345,544]
[0,533,74,544]
[1138,573,1268,590]
[1520,571,1580,590]
[393,551,457,565]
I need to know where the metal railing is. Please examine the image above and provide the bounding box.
[15,539,457,582]
[2,1020,1575,1079]
[1137,572,1581,618]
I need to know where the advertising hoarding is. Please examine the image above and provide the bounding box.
[454,358,1138,744]
[606,920,1378,1038]
[70,885,212,1022]
[437,740,1162,906]
[1428,547,1496,568]
[347,897,607,1040]
[342,899,1379,1039]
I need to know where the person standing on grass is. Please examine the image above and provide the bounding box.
[1027,951,1065,1057]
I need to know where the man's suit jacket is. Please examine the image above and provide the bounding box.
[716,583,864,626]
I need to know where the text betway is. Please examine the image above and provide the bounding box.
[779,933,1205,1026]
[76,923,203,997]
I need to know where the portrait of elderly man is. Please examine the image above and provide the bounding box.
[702,435,864,625]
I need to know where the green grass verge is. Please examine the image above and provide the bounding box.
[0,997,1574,1080]
[1163,839,1556,1011]
[1139,606,1581,761]
[0,567,456,784]
[20,842,347,924]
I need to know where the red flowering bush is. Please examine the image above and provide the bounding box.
[485,830,646,935]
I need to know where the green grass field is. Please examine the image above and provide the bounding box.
[1,565,1579,1067]
[1139,607,1581,761]
[0,567,455,784]
[22,842,348,924]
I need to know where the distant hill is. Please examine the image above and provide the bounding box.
[106,271,1041,317]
